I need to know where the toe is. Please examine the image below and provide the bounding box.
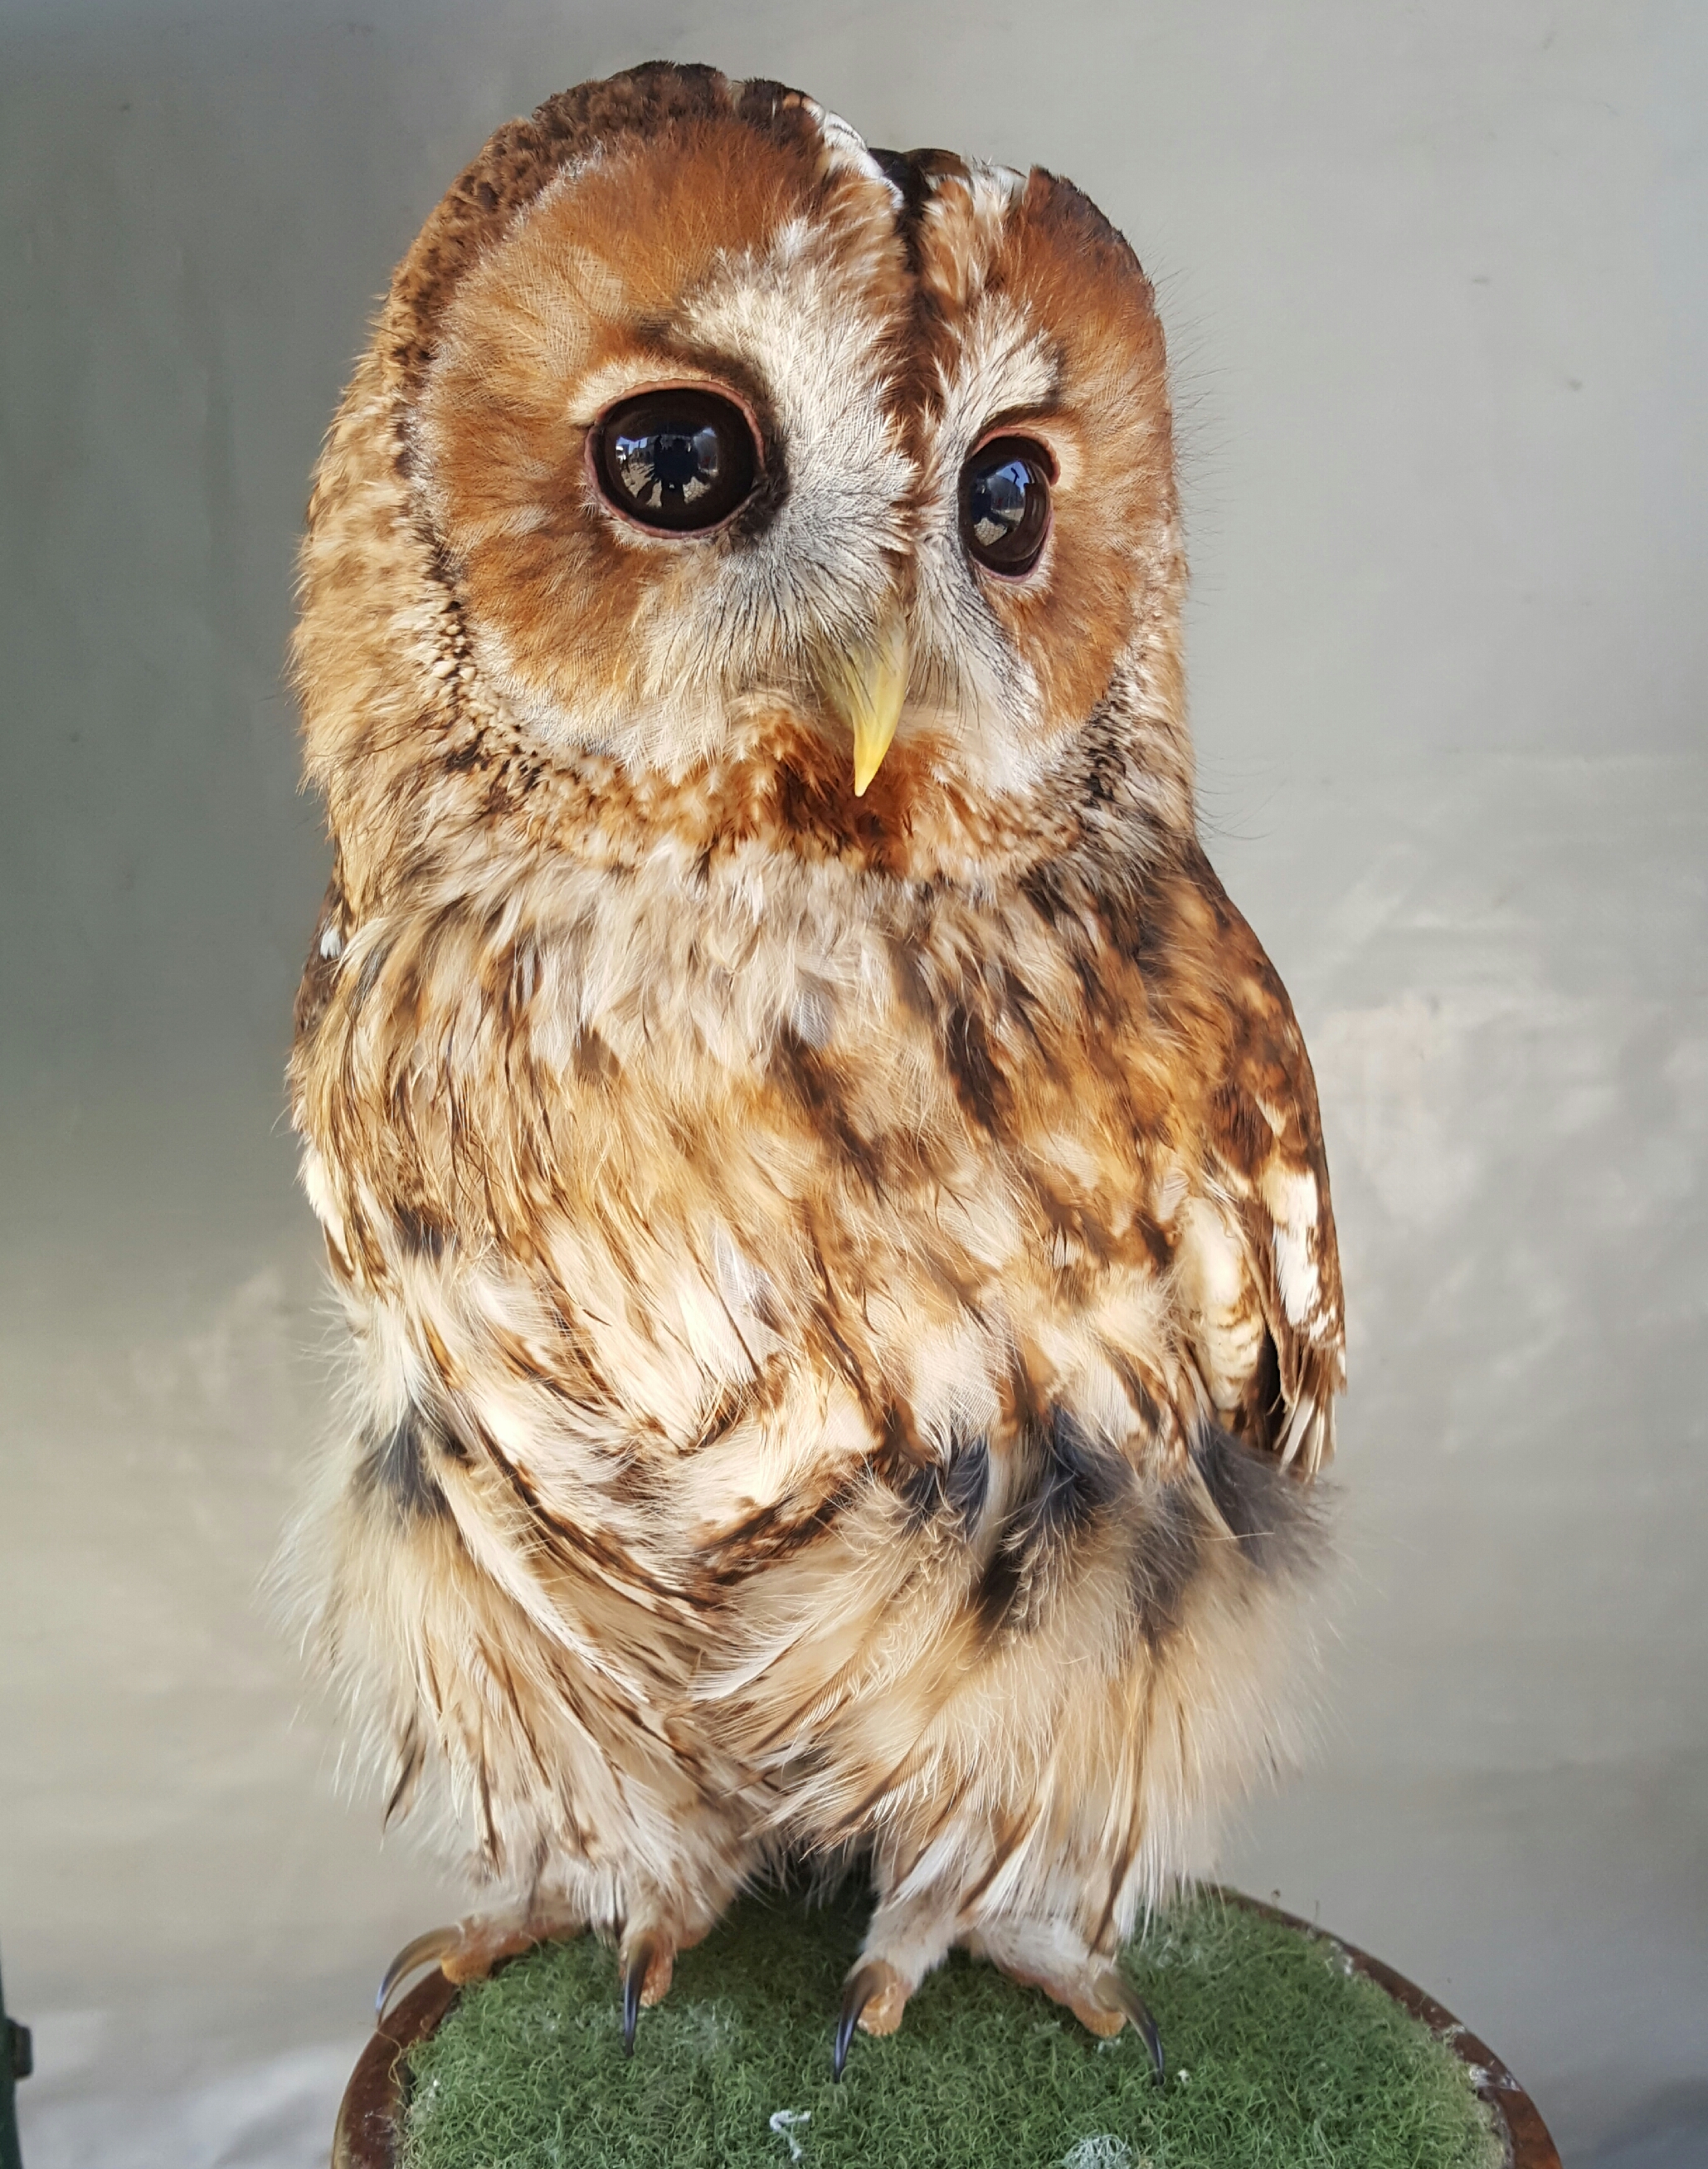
[620,1937,655,2055]
[833,1959,910,2079]
[859,1966,909,2037]
[981,1944,1164,2081]
[440,1919,541,1986]
[377,1906,591,2022]
[619,1931,681,2051]
[1068,1991,1127,2039]
[1092,1968,1165,2084]
[376,1916,543,2015]
[377,1926,460,2017]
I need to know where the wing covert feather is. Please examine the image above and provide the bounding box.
[1170,851,1344,1474]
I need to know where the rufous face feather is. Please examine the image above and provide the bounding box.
[355,67,1184,828]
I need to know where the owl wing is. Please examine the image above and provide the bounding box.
[1166,849,1345,1474]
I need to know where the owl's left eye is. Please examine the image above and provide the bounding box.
[961,435,1055,577]
[592,388,760,534]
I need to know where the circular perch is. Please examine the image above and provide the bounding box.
[333,1890,1560,2169]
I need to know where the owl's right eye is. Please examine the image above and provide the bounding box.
[592,388,760,534]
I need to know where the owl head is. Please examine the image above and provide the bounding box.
[299,64,1190,888]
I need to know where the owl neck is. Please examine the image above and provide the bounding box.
[321,695,1190,937]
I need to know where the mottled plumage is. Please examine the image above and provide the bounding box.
[285,63,1344,2060]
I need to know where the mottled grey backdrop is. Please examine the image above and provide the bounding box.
[2,4,1703,2164]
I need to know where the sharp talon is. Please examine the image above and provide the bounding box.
[833,1962,885,2081]
[377,1927,460,2019]
[1095,1969,1165,2085]
[621,1938,655,2057]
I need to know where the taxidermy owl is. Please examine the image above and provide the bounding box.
[286,62,1344,2081]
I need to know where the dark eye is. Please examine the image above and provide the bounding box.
[960,435,1054,576]
[592,388,759,532]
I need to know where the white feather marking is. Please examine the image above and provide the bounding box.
[1263,1165,1321,1328]
[1278,1395,1315,1470]
[1152,1161,1189,1222]
[1175,1197,1266,1411]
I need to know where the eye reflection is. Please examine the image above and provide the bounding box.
[594,389,759,532]
[961,436,1054,576]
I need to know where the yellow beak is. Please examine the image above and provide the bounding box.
[822,614,909,797]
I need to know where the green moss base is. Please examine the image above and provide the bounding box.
[401,1885,1502,2169]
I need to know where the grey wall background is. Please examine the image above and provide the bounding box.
[2,2,1703,2163]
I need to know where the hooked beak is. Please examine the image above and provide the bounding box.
[821,612,909,797]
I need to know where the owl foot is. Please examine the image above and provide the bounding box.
[1001,1957,1163,2082]
[377,1927,461,2017]
[969,1927,1164,2083]
[620,1935,676,2054]
[376,1911,581,2018]
[1090,1967,1165,2084]
[832,1958,910,2079]
[377,1922,522,2018]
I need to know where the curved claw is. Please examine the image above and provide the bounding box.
[376,1926,460,2020]
[1095,1968,1165,2085]
[833,1962,887,2082]
[621,1937,655,2057]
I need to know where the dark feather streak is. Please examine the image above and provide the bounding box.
[975,1408,1131,1635]
[1191,1421,1323,1577]
[942,1002,1010,1133]
[354,1407,450,1525]
[888,1426,990,1539]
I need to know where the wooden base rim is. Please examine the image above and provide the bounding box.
[332,1890,1561,2169]
[1216,1891,1560,2169]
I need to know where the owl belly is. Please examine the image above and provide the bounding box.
[306,1144,1278,1938]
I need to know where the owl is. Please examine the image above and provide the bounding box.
[286,62,1344,2082]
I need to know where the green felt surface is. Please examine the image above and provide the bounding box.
[401,1886,1503,2169]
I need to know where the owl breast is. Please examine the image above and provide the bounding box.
[293,823,1212,1662]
